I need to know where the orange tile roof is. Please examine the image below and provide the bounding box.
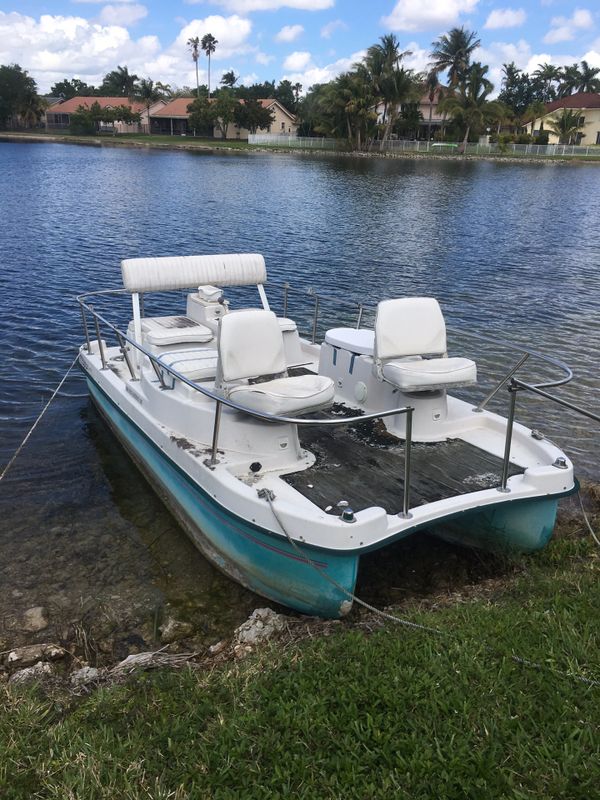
[49,96,146,114]
[152,97,196,117]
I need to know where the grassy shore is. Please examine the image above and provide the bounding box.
[3,130,600,162]
[1,490,599,800]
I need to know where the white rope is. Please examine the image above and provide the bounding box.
[0,352,80,483]
[578,491,600,547]
[260,489,600,687]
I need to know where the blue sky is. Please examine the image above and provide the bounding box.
[0,0,598,94]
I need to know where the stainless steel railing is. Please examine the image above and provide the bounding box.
[77,280,588,512]
[76,289,414,518]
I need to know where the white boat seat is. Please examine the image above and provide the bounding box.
[382,357,477,391]
[374,297,477,392]
[325,328,374,355]
[141,316,213,347]
[228,375,334,416]
[157,349,218,381]
[218,309,335,416]
[278,317,297,333]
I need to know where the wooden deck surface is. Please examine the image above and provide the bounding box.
[283,414,523,514]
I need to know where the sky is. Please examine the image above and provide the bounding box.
[0,0,599,95]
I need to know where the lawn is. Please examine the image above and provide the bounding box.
[1,499,598,800]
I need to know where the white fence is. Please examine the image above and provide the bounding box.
[248,134,600,158]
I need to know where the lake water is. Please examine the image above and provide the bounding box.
[1,142,599,658]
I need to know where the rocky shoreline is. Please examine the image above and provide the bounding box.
[1,132,597,166]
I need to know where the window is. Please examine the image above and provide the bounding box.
[579,116,585,127]
[281,121,285,130]
[596,131,600,145]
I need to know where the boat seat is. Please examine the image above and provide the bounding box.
[157,349,218,382]
[374,297,477,392]
[141,316,213,347]
[217,309,334,416]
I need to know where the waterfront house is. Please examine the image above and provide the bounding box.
[150,97,298,139]
[45,96,167,134]
[528,92,600,144]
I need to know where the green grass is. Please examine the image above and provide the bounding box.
[1,525,599,800]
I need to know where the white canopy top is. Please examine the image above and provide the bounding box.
[121,253,267,293]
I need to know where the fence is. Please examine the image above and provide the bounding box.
[248,134,600,158]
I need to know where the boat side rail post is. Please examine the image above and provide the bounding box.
[399,406,413,518]
[90,305,108,370]
[115,331,138,381]
[79,303,92,354]
[498,380,519,493]
[282,282,289,318]
[204,400,223,469]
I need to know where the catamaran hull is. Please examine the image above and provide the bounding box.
[86,376,359,618]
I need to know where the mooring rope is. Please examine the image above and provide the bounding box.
[259,488,600,688]
[578,491,600,547]
[0,352,80,483]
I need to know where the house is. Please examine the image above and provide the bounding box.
[529,93,600,144]
[45,96,166,134]
[376,87,446,140]
[150,97,298,139]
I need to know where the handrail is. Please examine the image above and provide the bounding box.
[76,293,411,428]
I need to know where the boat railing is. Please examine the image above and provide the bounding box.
[77,284,594,516]
[77,289,415,517]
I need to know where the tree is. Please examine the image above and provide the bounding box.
[525,99,546,136]
[50,78,96,99]
[187,96,213,136]
[558,63,581,97]
[365,34,415,147]
[187,37,200,98]
[497,62,536,130]
[532,63,560,102]
[424,70,441,140]
[236,81,276,100]
[274,79,295,109]
[546,108,585,144]
[575,60,600,93]
[430,27,481,87]
[220,70,238,88]
[0,64,44,129]
[69,101,140,134]
[234,98,275,133]
[99,66,139,96]
[438,62,497,152]
[201,33,218,98]
[293,82,303,108]
[210,88,237,138]
[134,79,162,134]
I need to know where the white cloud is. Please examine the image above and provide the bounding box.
[73,0,138,4]
[484,8,526,30]
[382,0,479,32]
[256,50,275,64]
[174,15,253,61]
[283,50,312,71]
[320,19,348,38]
[241,71,259,84]
[544,9,594,44]
[275,24,304,43]
[187,0,333,10]
[282,49,366,90]
[98,4,148,26]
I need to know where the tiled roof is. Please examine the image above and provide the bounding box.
[545,93,600,112]
[152,97,196,117]
[151,97,296,120]
[48,96,146,114]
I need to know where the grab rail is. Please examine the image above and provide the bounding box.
[76,290,414,516]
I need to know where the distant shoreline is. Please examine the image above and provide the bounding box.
[2,131,598,165]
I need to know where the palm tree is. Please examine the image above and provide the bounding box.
[100,65,139,96]
[546,108,585,144]
[430,27,481,88]
[134,79,161,134]
[525,100,547,136]
[201,33,218,98]
[365,34,414,147]
[220,70,238,88]
[187,37,200,98]
[438,62,495,152]
[424,70,441,140]
[293,82,303,106]
[533,63,561,101]
[576,60,600,93]
[558,63,581,97]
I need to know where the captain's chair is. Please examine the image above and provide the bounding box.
[374,298,477,392]
[217,309,335,416]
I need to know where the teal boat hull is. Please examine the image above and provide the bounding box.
[87,377,359,618]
